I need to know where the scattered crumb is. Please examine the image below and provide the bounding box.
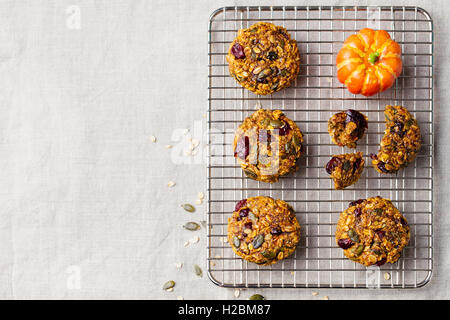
[254,102,262,110]
[175,263,183,269]
[234,289,240,298]
[384,272,391,280]
[167,181,176,188]
[195,199,203,205]
[198,192,205,199]
[165,144,173,149]
[323,296,329,300]
[290,271,295,275]
[150,135,157,143]
[183,241,190,247]
[166,287,174,292]
[312,291,319,296]
[183,129,190,135]
[177,296,184,300]
[214,255,221,259]
[222,237,228,243]
[211,261,216,266]
[190,236,200,244]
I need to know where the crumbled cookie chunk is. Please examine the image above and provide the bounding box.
[325,152,364,189]
[328,109,368,148]
[371,105,421,173]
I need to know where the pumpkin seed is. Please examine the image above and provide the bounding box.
[193,264,203,277]
[163,280,175,290]
[183,222,200,231]
[232,236,240,248]
[348,229,359,243]
[181,203,195,212]
[292,134,301,147]
[249,294,265,300]
[252,234,264,249]
[270,82,279,91]
[373,208,384,215]
[260,118,270,128]
[354,244,364,256]
[342,161,351,171]
[280,69,287,76]
[269,119,284,128]
[248,212,257,221]
[243,169,258,180]
[261,250,277,259]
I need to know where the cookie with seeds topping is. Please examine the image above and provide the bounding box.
[226,22,300,95]
[228,196,300,265]
[336,196,410,267]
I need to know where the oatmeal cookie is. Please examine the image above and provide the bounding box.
[228,196,301,265]
[371,105,421,173]
[233,109,304,183]
[328,109,368,148]
[226,22,300,95]
[325,152,365,189]
[335,197,410,266]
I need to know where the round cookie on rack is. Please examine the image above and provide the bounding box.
[371,105,421,174]
[233,109,304,183]
[228,196,301,265]
[335,196,410,267]
[226,22,300,95]
[328,109,368,148]
[325,152,365,189]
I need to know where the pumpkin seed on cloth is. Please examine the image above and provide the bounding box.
[193,264,203,277]
[183,222,200,231]
[336,196,410,267]
[249,294,265,300]
[181,203,195,212]
[227,196,300,266]
[163,280,175,291]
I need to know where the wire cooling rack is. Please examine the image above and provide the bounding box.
[207,6,433,289]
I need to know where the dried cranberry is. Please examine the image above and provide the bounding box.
[377,161,389,173]
[231,43,245,59]
[258,129,271,144]
[338,238,354,249]
[244,221,253,229]
[235,199,247,211]
[376,230,385,239]
[239,208,249,219]
[267,51,278,60]
[375,257,387,266]
[354,207,362,217]
[326,156,341,174]
[369,153,377,160]
[349,199,364,207]
[399,217,407,226]
[271,227,282,235]
[234,135,249,160]
[391,121,405,137]
[353,157,362,173]
[277,121,291,136]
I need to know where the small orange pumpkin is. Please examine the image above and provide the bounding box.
[336,28,402,96]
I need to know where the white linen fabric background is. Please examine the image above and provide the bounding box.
[0,0,448,299]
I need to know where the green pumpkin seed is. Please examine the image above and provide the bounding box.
[269,119,284,128]
[163,280,175,290]
[252,234,264,249]
[342,161,351,171]
[248,212,257,221]
[256,71,267,82]
[292,134,301,147]
[181,203,195,213]
[232,236,240,248]
[183,222,200,231]
[348,229,359,243]
[260,118,270,128]
[354,244,364,256]
[373,208,384,215]
[271,82,279,91]
[243,169,258,180]
[193,264,203,277]
[261,250,277,259]
[249,294,265,300]
[280,69,287,76]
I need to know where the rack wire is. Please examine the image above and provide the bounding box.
[207,6,433,288]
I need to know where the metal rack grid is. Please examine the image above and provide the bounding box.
[207,6,433,289]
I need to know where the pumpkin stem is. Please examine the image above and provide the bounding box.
[368,52,380,64]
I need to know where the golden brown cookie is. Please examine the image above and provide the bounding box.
[335,197,410,267]
[371,105,421,173]
[325,152,364,189]
[228,196,301,265]
[328,109,368,148]
[226,22,300,95]
[233,109,304,183]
